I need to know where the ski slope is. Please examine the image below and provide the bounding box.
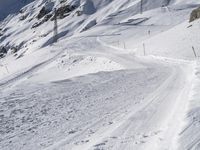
[0,0,200,150]
[0,36,195,150]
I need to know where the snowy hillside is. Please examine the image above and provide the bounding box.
[0,0,200,150]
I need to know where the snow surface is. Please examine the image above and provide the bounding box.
[1,0,200,150]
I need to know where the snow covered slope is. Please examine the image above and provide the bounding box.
[0,0,200,150]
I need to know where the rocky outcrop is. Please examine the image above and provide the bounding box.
[0,28,3,36]
[37,2,54,20]
[55,5,77,19]
[37,7,49,19]
[0,46,7,58]
[33,13,53,28]
[0,42,25,58]
[190,7,200,22]
[33,4,77,28]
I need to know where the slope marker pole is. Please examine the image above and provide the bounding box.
[143,43,146,56]
[192,46,197,58]
[123,41,126,49]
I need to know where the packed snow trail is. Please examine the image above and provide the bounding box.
[0,0,200,150]
[46,37,195,150]
[0,35,196,150]
[0,60,171,150]
[178,60,200,150]
[89,62,194,150]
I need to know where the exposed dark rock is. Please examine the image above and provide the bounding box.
[0,54,4,58]
[19,9,24,14]
[33,3,77,28]
[0,46,7,54]
[10,47,18,53]
[55,5,77,19]
[32,21,43,28]
[19,14,28,21]
[190,7,200,22]
[0,43,24,56]
[43,13,53,22]
[76,10,83,16]
[60,0,67,4]
[0,28,3,36]
[32,13,53,28]
[0,46,7,58]
[37,7,49,19]
[37,2,54,20]
[19,7,26,14]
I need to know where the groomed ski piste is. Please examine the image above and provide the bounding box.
[0,0,200,150]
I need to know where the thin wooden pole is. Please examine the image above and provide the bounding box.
[192,46,197,58]
[123,42,126,49]
[143,43,146,56]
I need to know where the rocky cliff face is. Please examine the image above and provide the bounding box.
[190,7,200,22]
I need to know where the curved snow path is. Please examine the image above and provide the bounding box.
[91,64,193,150]
[0,61,172,150]
[0,36,195,150]
[40,37,194,150]
[54,37,195,150]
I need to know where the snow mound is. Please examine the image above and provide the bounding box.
[28,54,124,83]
